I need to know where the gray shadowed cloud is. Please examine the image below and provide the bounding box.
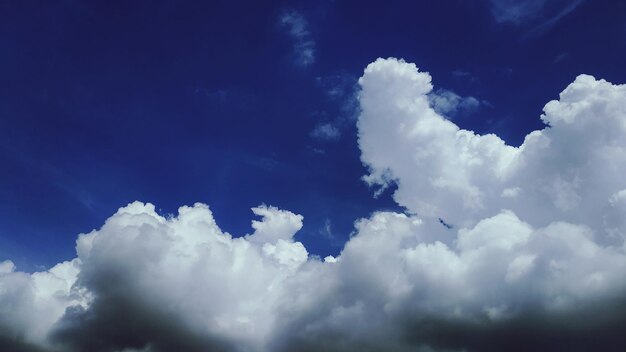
[428,88,480,118]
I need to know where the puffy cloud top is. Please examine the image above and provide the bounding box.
[359,58,626,243]
[2,58,626,352]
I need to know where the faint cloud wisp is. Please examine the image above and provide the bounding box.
[279,10,315,67]
[490,0,585,36]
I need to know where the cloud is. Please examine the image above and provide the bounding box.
[0,258,84,349]
[310,73,360,143]
[316,73,358,103]
[490,0,585,35]
[428,88,480,118]
[279,10,315,67]
[490,0,547,23]
[320,218,334,240]
[358,58,626,239]
[2,58,626,351]
[452,70,472,78]
[50,203,308,352]
[310,122,341,141]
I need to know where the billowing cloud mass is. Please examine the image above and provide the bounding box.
[2,58,626,351]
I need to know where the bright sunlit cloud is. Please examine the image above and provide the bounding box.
[2,58,626,352]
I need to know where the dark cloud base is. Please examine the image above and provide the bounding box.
[275,308,626,352]
[50,295,235,352]
[267,297,626,352]
[0,335,47,352]
[402,302,626,352]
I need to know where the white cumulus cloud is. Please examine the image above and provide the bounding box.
[2,58,626,352]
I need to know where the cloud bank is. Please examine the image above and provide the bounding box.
[2,58,626,351]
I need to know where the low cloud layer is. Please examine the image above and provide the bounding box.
[2,58,626,351]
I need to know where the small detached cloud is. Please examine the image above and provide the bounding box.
[309,73,359,144]
[490,0,548,24]
[319,218,334,240]
[279,10,315,67]
[315,73,357,102]
[310,122,341,141]
[554,52,568,63]
[452,69,472,78]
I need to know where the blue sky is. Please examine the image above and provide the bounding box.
[1,0,626,271]
[3,1,626,351]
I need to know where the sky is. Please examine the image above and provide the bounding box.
[2,1,626,351]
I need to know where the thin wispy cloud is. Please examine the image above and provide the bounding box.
[309,73,359,143]
[527,0,585,36]
[490,0,546,24]
[490,0,585,36]
[279,10,315,67]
